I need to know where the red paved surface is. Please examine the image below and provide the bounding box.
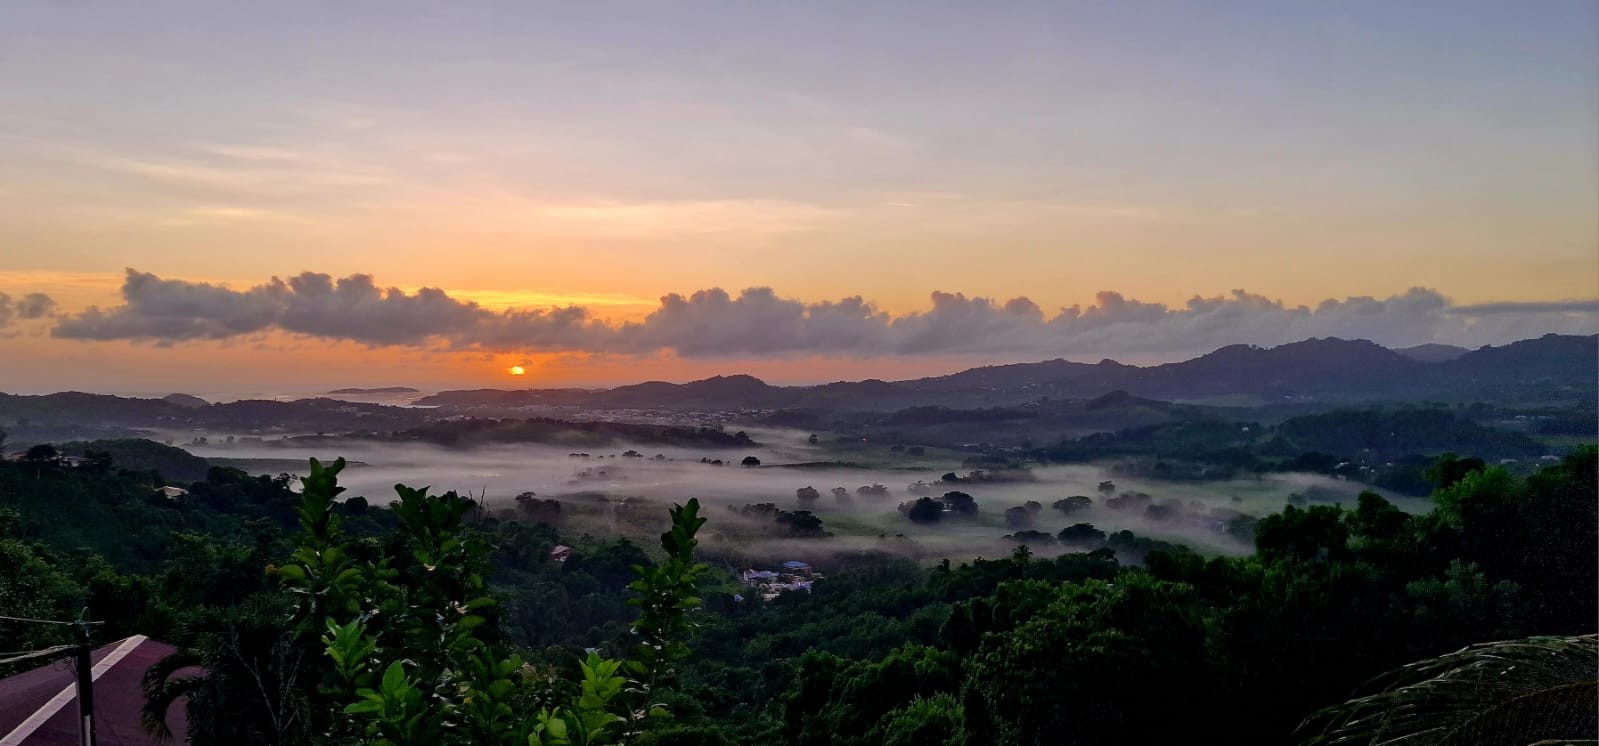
[0,637,192,745]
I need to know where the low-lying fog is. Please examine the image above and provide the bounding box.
[182,427,1429,565]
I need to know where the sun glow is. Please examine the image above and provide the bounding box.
[508,365,527,376]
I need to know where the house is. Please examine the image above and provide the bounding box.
[155,486,189,499]
[0,635,194,745]
[548,545,574,562]
[740,563,822,601]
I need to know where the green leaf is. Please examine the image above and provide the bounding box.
[272,564,307,581]
[344,699,384,714]
[381,660,407,692]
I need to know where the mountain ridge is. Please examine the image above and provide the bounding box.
[3,335,1589,437]
[416,334,1596,411]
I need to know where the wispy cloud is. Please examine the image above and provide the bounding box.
[530,198,840,237]
[161,206,316,225]
[1450,300,1599,315]
[89,149,392,197]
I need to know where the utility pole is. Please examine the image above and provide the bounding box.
[72,616,96,746]
[0,611,104,746]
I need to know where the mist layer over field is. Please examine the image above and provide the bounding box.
[184,427,1422,563]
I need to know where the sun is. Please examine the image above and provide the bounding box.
[508,365,527,376]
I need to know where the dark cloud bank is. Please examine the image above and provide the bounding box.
[0,291,57,329]
[38,268,1599,359]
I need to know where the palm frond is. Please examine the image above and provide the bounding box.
[1298,634,1598,746]
[140,649,205,740]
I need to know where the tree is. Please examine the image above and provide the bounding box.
[1433,447,1599,630]
[1052,496,1092,514]
[148,457,709,746]
[1007,530,1057,547]
[1426,453,1487,489]
[1058,523,1106,547]
[141,596,310,744]
[1255,504,1350,562]
[84,449,114,473]
[780,645,961,746]
[1349,491,1408,544]
[1003,506,1032,528]
[0,527,80,656]
[879,693,965,746]
[21,443,59,478]
[741,456,761,467]
[940,492,977,516]
[1516,446,1598,629]
[776,510,827,538]
[906,497,944,524]
[515,492,562,524]
[857,484,890,498]
[965,575,1210,745]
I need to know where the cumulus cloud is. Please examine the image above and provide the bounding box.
[612,288,892,356]
[45,268,1599,360]
[0,291,57,328]
[53,269,609,349]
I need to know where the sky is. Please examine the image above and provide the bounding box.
[0,1,1595,393]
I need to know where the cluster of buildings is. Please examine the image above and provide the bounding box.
[1,451,91,468]
[738,560,818,602]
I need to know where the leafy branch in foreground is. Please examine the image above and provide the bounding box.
[625,498,710,724]
[1297,634,1598,746]
[266,457,708,745]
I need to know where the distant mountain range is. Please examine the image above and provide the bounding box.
[0,334,1591,445]
[418,334,1597,412]
[0,392,433,444]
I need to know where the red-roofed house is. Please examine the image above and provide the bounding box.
[0,636,191,746]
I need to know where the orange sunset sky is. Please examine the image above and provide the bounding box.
[1,3,1595,393]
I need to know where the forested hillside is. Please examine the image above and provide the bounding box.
[0,446,1593,744]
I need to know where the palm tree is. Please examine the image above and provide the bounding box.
[140,649,204,740]
[140,597,312,744]
[1298,634,1598,746]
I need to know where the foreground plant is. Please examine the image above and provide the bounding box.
[269,457,707,745]
[1298,634,1598,746]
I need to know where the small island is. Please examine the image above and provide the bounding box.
[326,387,421,395]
